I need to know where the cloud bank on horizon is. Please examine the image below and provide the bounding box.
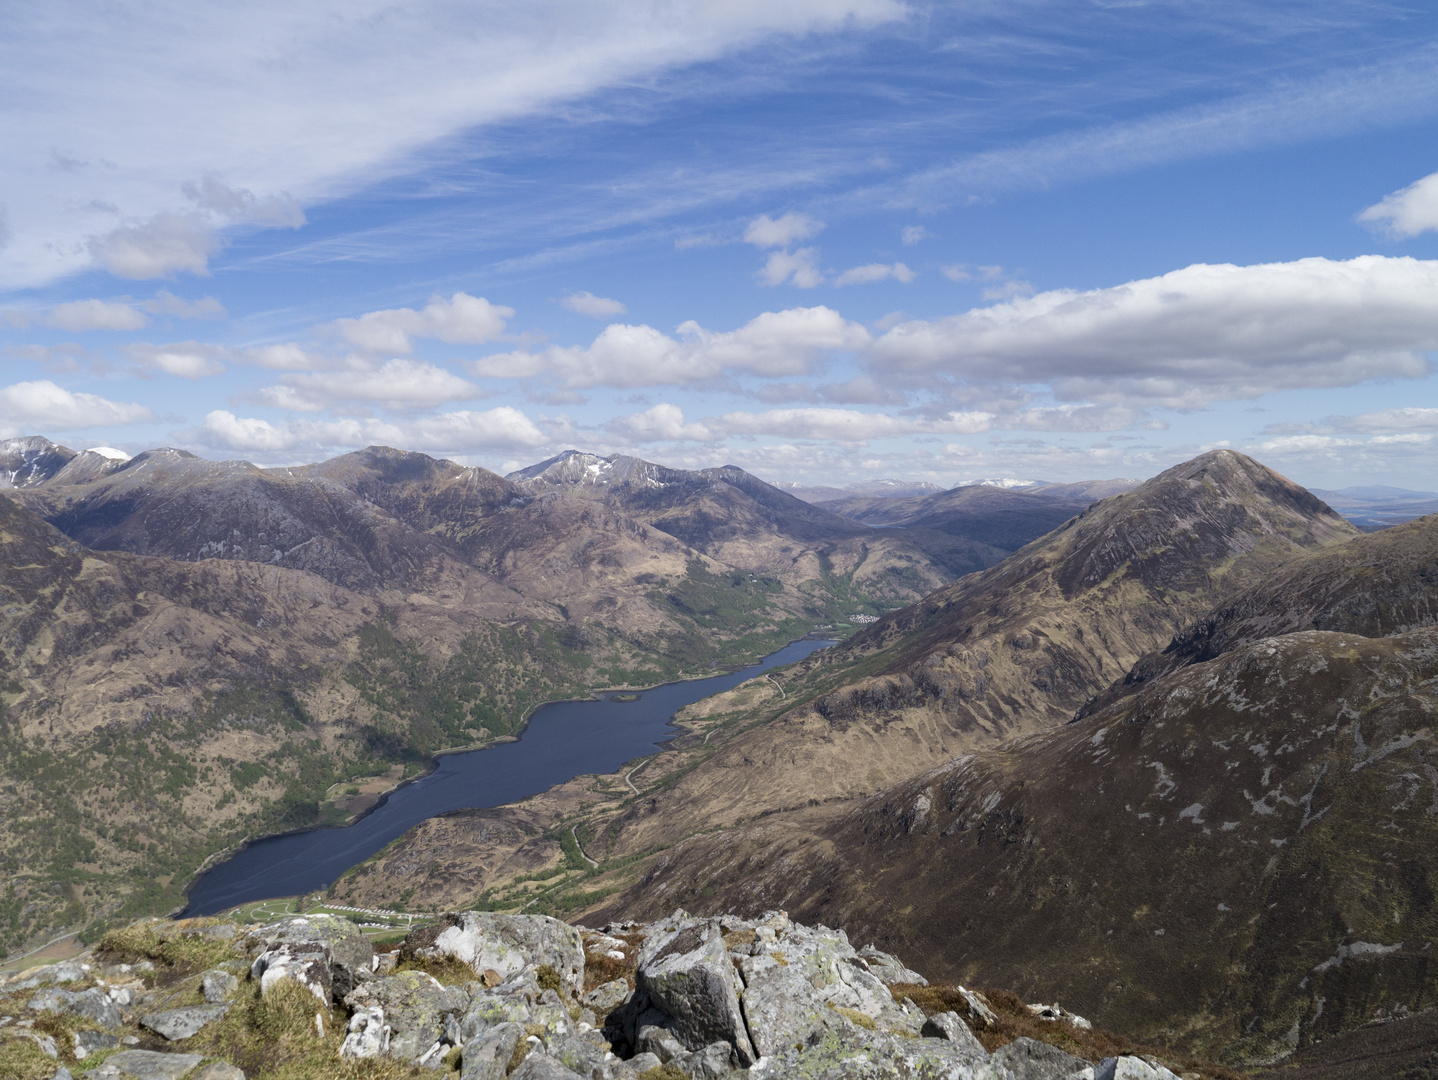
[3,0,1438,489]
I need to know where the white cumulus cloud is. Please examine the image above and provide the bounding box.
[744,212,825,248]
[127,341,228,378]
[560,291,627,318]
[758,247,823,288]
[834,261,914,286]
[199,405,547,455]
[139,290,227,320]
[871,256,1438,406]
[264,358,483,410]
[87,212,220,279]
[473,306,868,388]
[609,403,717,443]
[0,379,153,436]
[333,293,513,355]
[1359,170,1438,238]
[46,299,148,331]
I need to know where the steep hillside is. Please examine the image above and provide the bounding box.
[1081,509,1438,718]
[335,452,1360,933]
[575,450,1357,854]
[816,483,1091,550]
[0,488,691,952]
[508,450,1007,604]
[592,621,1438,1067]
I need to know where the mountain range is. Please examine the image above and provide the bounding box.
[4,435,1436,1073]
[0,436,1080,955]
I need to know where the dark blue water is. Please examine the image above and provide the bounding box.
[183,639,831,914]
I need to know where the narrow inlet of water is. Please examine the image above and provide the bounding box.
[183,638,832,914]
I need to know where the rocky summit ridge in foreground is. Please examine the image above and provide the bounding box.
[0,908,1229,1080]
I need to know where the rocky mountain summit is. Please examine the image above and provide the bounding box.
[0,909,1228,1080]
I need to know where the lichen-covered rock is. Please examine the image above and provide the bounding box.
[402,912,585,999]
[342,969,469,1064]
[140,1004,230,1040]
[735,956,850,1059]
[582,977,632,1018]
[460,1021,526,1080]
[73,1028,122,1059]
[749,1029,999,1079]
[546,1033,613,1079]
[989,1037,1089,1080]
[1094,1059,1180,1080]
[458,991,532,1041]
[87,1049,206,1079]
[921,1012,986,1058]
[28,985,123,1028]
[249,942,332,1006]
[509,1052,587,1080]
[635,921,755,1067]
[340,1004,391,1060]
[738,922,921,1037]
[201,970,239,1003]
[5,960,89,991]
[242,915,373,1001]
[858,945,927,986]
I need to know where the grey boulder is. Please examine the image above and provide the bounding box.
[922,1011,988,1058]
[750,1029,999,1079]
[28,986,123,1029]
[990,1037,1090,1080]
[404,912,586,1000]
[201,969,240,1003]
[249,942,333,1005]
[1094,1059,1181,1080]
[140,1005,230,1040]
[635,922,755,1067]
[86,1050,205,1080]
[342,969,469,1064]
[192,1065,246,1080]
[582,977,632,1018]
[510,1051,586,1080]
[460,1021,526,1080]
[858,945,928,986]
[735,955,850,1058]
[73,1028,122,1059]
[242,915,373,1000]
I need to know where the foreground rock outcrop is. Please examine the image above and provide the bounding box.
[0,909,1221,1080]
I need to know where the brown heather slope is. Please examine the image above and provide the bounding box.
[508,449,1009,603]
[1079,509,1438,718]
[592,622,1438,1067]
[563,450,1357,858]
[334,452,1358,924]
[815,482,1092,551]
[0,439,1007,956]
[575,505,1438,1068]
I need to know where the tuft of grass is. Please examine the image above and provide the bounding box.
[395,954,474,987]
[583,951,634,991]
[0,1035,58,1080]
[722,929,756,949]
[828,1005,877,1031]
[536,964,563,995]
[98,921,235,975]
[507,1035,534,1073]
[637,1066,689,1080]
[889,983,1247,1080]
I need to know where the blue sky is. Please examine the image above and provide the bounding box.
[5,0,1438,489]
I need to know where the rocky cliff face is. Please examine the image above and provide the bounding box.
[0,908,1232,1080]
